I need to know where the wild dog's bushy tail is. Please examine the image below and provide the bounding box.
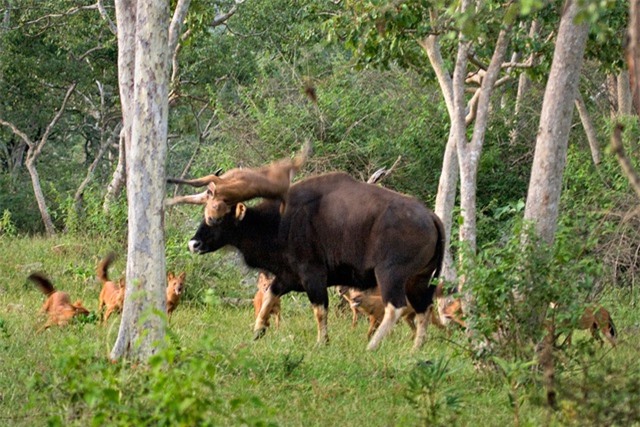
[28,272,55,296]
[97,252,116,283]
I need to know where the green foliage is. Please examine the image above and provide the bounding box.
[58,189,128,239]
[404,357,462,426]
[556,349,640,426]
[0,209,17,237]
[464,220,603,363]
[39,335,272,426]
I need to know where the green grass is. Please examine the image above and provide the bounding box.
[1,234,639,426]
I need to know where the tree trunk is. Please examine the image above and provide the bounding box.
[25,157,56,235]
[618,71,633,116]
[434,131,459,282]
[630,0,640,115]
[511,20,540,146]
[75,126,120,214]
[110,0,170,362]
[606,74,618,118]
[523,0,589,245]
[103,129,127,213]
[419,35,458,281]
[458,27,512,253]
[574,92,600,166]
[0,83,76,236]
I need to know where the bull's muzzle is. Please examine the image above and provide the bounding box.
[188,239,203,254]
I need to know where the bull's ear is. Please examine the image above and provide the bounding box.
[235,203,247,221]
[207,182,216,197]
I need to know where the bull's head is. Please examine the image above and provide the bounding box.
[165,171,231,226]
[188,203,247,254]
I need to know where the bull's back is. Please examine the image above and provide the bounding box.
[285,173,440,269]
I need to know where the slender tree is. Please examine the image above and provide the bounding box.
[523,0,590,244]
[110,0,170,361]
[0,83,77,235]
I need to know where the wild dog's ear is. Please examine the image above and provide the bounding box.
[178,271,186,281]
[235,203,247,221]
[168,272,175,280]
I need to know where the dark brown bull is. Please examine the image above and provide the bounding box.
[187,172,445,351]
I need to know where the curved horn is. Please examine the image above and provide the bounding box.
[167,170,223,187]
[165,190,208,207]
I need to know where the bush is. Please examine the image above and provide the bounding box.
[41,335,273,426]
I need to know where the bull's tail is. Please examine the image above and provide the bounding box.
[97,252,116,283]
[430,213,446,281]
[606,316,617,339]
[28,272,56,296]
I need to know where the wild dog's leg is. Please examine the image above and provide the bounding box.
[351,307,359,328]
[103,306,114,324]
[273,301,281,329]
[366,315,381,339]
[254,288,278,339]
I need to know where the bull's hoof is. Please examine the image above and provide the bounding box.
[253,327,267,340]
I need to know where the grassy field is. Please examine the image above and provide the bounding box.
[1,234,638,426]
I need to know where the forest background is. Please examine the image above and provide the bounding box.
[1,0,640,425]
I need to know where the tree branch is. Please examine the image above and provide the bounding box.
[611,124,640,199]
[96,0,117,35]
[32,83,77,159]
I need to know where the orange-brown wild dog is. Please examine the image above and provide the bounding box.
[28,272,90,332]
[97,252,125,323]
[338,287,420,339]
[434,282,466,329]
[551,304,617,347]
[253,270,281,328]
[167,140,312,224]
[166,271,186,316]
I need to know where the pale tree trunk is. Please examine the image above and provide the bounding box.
[458,27,512,253]
[574,92,601,166]
[75,82,122,213]
[75,126,120,211]
[25,159,56,235]
[419,35,458,281]
[110,0,170,362]
[630,0,640,115]
[606,74,618,119]
[0,83,76,236]
[103,128,127,213]
[511,20,540,146]
[523,0,589,245]
[618,71,633,116]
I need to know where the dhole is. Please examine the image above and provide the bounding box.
[166,271,186,316]
[97,252,125,323]
[29,272,90,332]
[337,286,422,339]
[550,304,617,347]
[253,270,281,328]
